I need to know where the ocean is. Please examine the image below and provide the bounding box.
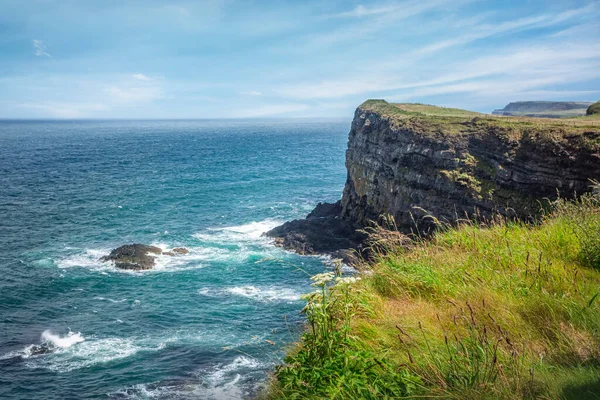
[0,119,349,399]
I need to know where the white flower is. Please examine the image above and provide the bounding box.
[310,272,335,287]
[300,291,322,301]
[335,276,361,285]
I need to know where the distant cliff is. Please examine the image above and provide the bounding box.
[267,100,600,261]
[588,101,600,116]
[492,101,592,118]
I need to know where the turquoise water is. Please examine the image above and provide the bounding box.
[0,120,349,399]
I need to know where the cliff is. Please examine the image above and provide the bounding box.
[588,101,600,116]
[492,101,593,118]
[267,100,600,260]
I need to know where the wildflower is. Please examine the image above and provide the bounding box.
[335,276,361,285]
[300,291,322,301]
[310,272,335,287]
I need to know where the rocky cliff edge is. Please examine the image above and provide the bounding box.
[267,100,600,263]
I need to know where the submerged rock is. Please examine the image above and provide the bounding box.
[171,247,189,255]
[100,244,163,270]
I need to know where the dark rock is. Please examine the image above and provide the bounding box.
[29,344,52,356]
[265,201,367,265]
[162,247,189,256]
[171,247,189,255]
[100,244,163,270]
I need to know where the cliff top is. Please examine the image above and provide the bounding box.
[492,101,593,118]
[358,100,600,149]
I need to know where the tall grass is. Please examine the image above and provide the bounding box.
[269,190,600,399]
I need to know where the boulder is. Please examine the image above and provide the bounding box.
[100,244,163,270]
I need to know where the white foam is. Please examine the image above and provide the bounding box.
[25,335,166,373]
[0,345,37,361]
[41,330,85,348]
[57,246,211,274]
[224,286,301,302]
[57,248,111,269]
[94,296,128,303]
[193,219,282,244]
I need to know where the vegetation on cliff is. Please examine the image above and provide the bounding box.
[588,101,600,116]
[358,99,600,139]
[269,191,600,399]
[492,101,593,118]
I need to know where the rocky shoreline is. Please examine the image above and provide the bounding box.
[265,201,367,265]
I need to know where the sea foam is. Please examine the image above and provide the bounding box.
[41,330,85,348]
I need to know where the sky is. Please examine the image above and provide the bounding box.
[0,0,599,119]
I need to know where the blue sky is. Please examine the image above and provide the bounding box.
[1,0,599,119]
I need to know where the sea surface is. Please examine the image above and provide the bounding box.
[0,119,349,399]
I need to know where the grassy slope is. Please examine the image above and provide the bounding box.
[268,101,600,399]
[359,99,600,132]
[271,195,600,399]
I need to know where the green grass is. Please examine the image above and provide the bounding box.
[268,192,600,399]
[356,100,600,144]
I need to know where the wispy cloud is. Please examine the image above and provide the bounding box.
[131,73,153,81]
[32,39,50,57]
[330,0,451,19]
[239,90,263,96]
[416,3,598,55]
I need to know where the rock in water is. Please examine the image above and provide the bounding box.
[171,247,189,255]
[162,247,190,256]
[100,244,163,270]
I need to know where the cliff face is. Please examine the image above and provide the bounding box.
[267,100,600,260]
[341,100,600,232]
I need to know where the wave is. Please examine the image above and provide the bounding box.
[225,286,301,302]
[94,296,128,303]
[25,335,167,373]
[192,219,282,245]
[196,285,302,302]
[56,247,210,274]
[41,330,85,348]
[113,356,265,399]
[54,219,285,275]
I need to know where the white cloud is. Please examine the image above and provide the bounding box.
[416,3,598,55]
[275,41,600,101]
[335,4,398,18]
[32,39,50,57]
[331,0,453,19]
[239,90,263,96]
[132,73,153,81]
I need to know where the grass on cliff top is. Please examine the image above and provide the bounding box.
[269,192,600,399]
[358,99,600,139]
